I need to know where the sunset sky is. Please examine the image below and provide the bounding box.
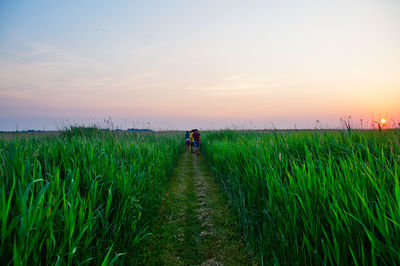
[1,0,399,130]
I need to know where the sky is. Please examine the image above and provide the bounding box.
[0,0,399,130]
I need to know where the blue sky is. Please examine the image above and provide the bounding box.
[1,0,399,130]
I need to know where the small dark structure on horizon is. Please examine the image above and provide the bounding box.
[128,128,153,132]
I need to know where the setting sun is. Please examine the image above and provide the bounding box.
[381,118,387,124]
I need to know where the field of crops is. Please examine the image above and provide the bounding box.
[2,127,400,265]
[202,130,400,265]
[0,128,182,265]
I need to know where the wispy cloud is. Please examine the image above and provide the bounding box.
[191,73,286,96]
[0,41,156,97]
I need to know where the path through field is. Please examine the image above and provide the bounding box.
[140,151,255,265]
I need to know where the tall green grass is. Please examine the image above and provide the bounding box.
[0,128,182,265]
[202,130,400,265]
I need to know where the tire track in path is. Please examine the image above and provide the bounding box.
[140,151,256,265]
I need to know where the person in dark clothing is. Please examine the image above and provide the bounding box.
[185,131,190,150]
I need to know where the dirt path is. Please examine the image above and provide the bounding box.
[140,151,256,265]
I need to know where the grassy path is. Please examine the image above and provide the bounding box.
[140,151,256,265]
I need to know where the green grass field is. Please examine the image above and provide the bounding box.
[202,130,400,265]
[0,127,182,265]
[1,128,400,265]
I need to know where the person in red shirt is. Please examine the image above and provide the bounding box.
[192,129,201,155]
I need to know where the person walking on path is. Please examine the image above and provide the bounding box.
[185,131,190,151]
[189,130,194,153]
[192,129,201,155]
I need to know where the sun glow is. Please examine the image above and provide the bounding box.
[380,118,387,124]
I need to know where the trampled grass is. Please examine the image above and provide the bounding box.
[201,130,400,265]
[0,128,182,265]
